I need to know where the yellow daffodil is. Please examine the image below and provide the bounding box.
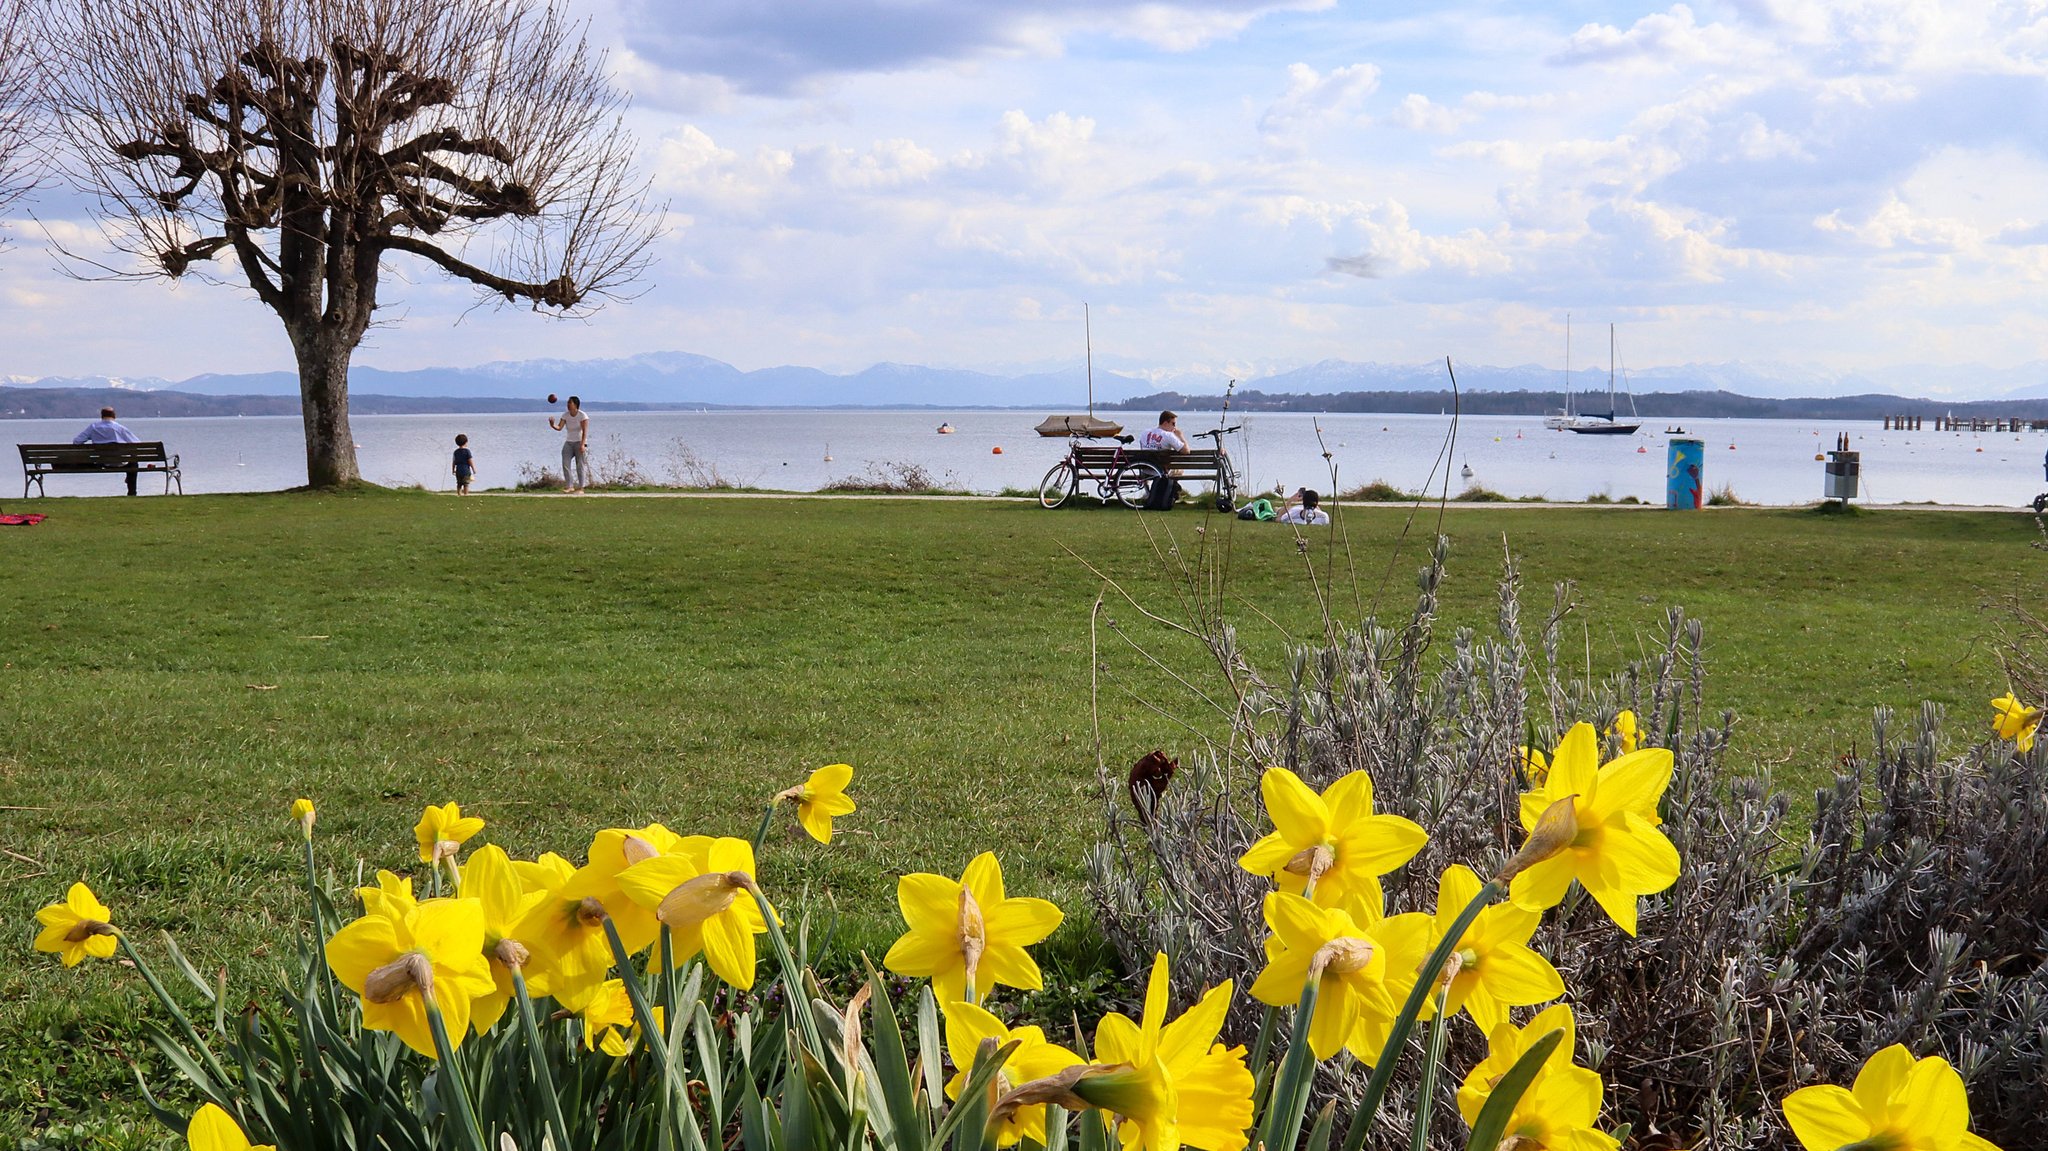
[414,802,485,864]
[781,762,857,844]
[33,883,118,967]
[1519,745,1549,787]
[459,845,553,1033]
[1376,864,1564,1034]
[1247,892,1401,1063]
[289,798,316,837]
[582,823,694,953]
[616,836,770,989]
[1456,1005,1618,1151]
[325,897,497,1058]
[560,978,664,1056]
[1454,1003,1578,1120]
[358,870,418,920]
[186,1103,275,1151]
[1074,952,1255,1151]
[1237,767,1427,911]
[1608,709,1640,754]
[1991,692,2041,755]
[1507,722,1680,936]
[513,851,577,894]
[944,1000,1084,1147]
[883,851,1063,1005]
[1783,1044,2004,1151]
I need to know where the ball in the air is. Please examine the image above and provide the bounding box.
[547,393,558,404]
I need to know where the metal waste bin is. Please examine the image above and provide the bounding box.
[1824,433,1859,501]
[1666,438,1704,509]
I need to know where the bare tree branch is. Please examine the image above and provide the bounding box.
[36,0,663,487]
[0,0,38,232]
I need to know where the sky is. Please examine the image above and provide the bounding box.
[3,0,2047,394]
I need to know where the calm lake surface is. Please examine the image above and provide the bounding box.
[5,408,2044,506]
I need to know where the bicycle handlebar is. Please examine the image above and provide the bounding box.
[1193,425,1242,439]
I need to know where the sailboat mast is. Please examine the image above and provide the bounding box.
[1609,323,1617,417]
[1084,303,1095,419]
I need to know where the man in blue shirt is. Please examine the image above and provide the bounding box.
[73,407,141,495]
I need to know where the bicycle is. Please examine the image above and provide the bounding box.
[1189,424,1242,512]
[1037,434,1160,509]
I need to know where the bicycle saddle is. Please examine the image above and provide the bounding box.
[1116,434,1135,444]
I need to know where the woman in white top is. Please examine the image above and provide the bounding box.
[550,396,590,492]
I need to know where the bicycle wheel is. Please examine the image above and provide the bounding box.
[2034,492,2047,514]
[1214,455,1237,512]
[1038,461,1078,508]
[1115,462,1162,509]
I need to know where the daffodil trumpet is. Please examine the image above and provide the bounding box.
[1351,876,1508,1133]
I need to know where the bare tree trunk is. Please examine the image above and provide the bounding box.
[293,335,361,488]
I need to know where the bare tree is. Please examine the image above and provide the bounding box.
[40,0,659,487]
[0,0,36,229]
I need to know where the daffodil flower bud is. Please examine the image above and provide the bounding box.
[493,938,530,969]
[1307,936,1375,978]
[576,897,609,926]
[620,835,660,866]
[957,885,987,993]
[1496,796,1579,885]
[364,951,435,1004]
[654,871,746,930]
[1284,844,1336,885]
[63,920,117,944]
[994,1063,1104,1119]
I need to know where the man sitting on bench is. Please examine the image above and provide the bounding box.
[73,406,142,495]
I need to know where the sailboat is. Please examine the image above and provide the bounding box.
[1545,317,1641,435]
[1034,303,1125,438]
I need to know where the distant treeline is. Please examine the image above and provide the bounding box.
[0,387,730,419]
[1117,388,2048,421]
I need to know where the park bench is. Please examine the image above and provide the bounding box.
[19,442,183,497]
[1062,443,1234,510]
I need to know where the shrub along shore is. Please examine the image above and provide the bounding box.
[1,490,2038,1137]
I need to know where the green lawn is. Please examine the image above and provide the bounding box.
[2,492,2040,1137]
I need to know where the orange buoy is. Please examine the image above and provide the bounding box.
[1728,444,1736,450]
[1636,446,1647,453]
[1813,453,1824,461]
[992,446,1003,454]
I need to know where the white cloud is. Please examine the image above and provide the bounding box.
[1258,62,1381,149]
[1388,94,1467,133]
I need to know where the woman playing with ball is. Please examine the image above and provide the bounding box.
[548,395,590,492]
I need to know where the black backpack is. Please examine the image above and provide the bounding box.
[1144,474,1181,510]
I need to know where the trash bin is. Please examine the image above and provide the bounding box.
[1666,438,1704,509]
[1824,433,1859,501]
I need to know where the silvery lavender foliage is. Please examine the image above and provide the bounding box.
[1087,538,2047,1148]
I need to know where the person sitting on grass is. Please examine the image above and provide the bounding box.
[1277,488,1330,525]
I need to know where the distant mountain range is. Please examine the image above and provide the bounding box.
[3,349,2046,411]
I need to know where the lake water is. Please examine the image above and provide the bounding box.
[5,408,2044,506]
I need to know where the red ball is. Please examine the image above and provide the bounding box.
[547,393,558,404]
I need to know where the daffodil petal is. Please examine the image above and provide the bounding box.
[617,855,700,910]
[1334,813,1429,877]
[962,852,1008,907]
[1306,979,1356,1060]
[1476,941,1566,1006]
[810,762,854,793]
[1893,1055,1970,1145]
[1849,1043,1914,1116]
[882,929,958,980]
[324,914,401,992]
[980,943,1045,992]
[1509,852,1576,912]
[797,805,835,844]
[1323,770,1378,825]
[186,1103,253,1151]
[1158,978,1233,1075]
[1604,812,1681,896]
[1547,722,1602,801]
[1783,1085,1872,1151]
[897,873,962,932]
[700,910,758,989]
[1260,767,1330,846]
[1238,832,1297,877]
[1093,1012,1141,1065]
[985,896,1063,945]
[1595,748,1674,820]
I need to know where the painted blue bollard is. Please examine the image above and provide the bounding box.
[1667,438,1704,509]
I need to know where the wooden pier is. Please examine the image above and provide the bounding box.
[1883,415,2048,432]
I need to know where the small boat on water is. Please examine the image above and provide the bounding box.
[1545,317,1642,435]
[936,423,955,434]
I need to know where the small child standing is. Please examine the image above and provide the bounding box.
[452,434,475,495]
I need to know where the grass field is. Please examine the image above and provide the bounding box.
[2,491,2041,1138]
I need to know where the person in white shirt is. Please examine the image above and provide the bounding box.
[549,395,590,492]
[1277,488,1331,525]
[73,406,143,495]
[1138,411,1186,453]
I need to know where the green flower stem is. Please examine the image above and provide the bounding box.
[512,969,573,1151]
[426,999,490,1151]
[1257,975,1322,1151]
[748,799,780,855]
[1407,981,1455,1151]
[746,883,827,1059]
[299,835,341,1020]
[602,917,694,1107]
[1349,878,1504,1144]
[116,933,233,1091]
